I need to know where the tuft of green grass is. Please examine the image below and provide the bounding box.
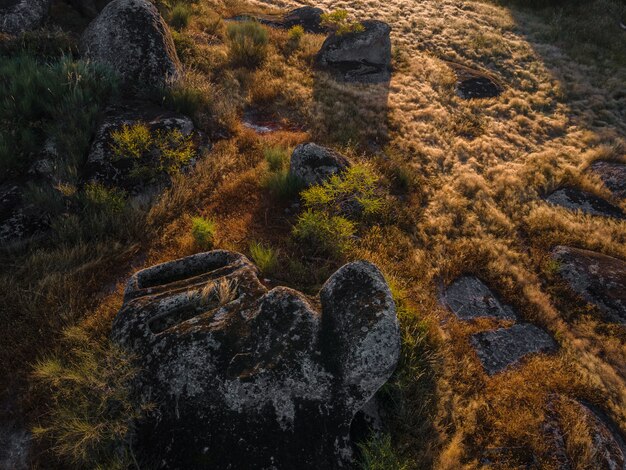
[226,21,269,68]
[169,2,193,30]
[32,326,147,469]
[321,10,365,35]
[263,145,290,172]
[191,216,217,249]
[292,210,355,256]
[249,242,279,276]
[358,434,410,470]
[263,171,303,200]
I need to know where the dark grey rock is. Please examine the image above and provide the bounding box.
[442,276,517,321]
[85,102,199,191]
[0,184,48,246]
[68,0,111,18]
[470,324,557,375]
[284,6,326,33]
[289,143,351,187]
[0,421,30,470]
[0,0,50,34]
[80,0,181,87]
[552,246,626,324]
[111,251,400,469]
[316,20,392,83]
[546,187,625,219]
[589,161,626,199]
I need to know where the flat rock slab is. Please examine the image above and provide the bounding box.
[589,161,626,199]
[470,324,557,375]
[552,246,626,324]
[546,187,625,219]
[442,276,517,321]
[446,62,503,100]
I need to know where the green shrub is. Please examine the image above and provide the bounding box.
[286,25,305,53]
[109,123,195,177]
[263,171,303,200]
[0,54,118,179]
[191,216,217,249]
[170,2,192,30]
[292,210,355,256]
[359,434,410,470]
[320,10,365,35]
[249,242,279,275]
[226,21,269,68]
[33,327,145,469]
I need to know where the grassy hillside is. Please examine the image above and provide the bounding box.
[1,0,625,468]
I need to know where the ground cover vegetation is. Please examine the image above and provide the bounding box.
[0,0,625,468]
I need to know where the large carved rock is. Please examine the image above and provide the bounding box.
[552,246,626,324]
[80,0,181,87]
[0,0,50,34]
[289,143,351,187]
[111,251,400,469]
[316,20,392,83]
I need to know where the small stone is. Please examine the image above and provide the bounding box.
[470,324,557,375]
[442,276,517,321]
[546,187,624,219]
[552,246,626,324]
[289,143,351,188]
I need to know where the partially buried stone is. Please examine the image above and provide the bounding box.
[442,276,517,321]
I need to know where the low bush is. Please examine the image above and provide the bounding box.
[249,242,279,276]
[169,2,192,30]
[32,327,146,469]
[226,21,269,68]
[292,210,355,256]
[191,216,217,249]
[263,145,290,172]
[321,10,365,35]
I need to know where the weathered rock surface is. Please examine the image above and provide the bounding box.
[68,0,111,18]
[80,0,181,87]
[0,0,50,35]
[552,246,626,324]
[0,420,30,470]
[546,187,625,219]
[0,184,47,246]
[442,276,517,321]
[111,251,400,469]
[290,143,351,187]
[589,161,626,199]
[85,102,199,190]
[470,324,556,375]
[283,6,326,33]
[316,20,392,83]
[447,62,503,100]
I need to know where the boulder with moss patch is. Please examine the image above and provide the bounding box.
[80,0,181,87]
[0,0,50,34]
[316,20,392,83]
[111,251,400,469]
[290,143,351,187]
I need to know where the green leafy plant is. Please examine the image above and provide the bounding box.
[191,216,217,249]
[226,21,269,67]
[33,327,147,469]
[110,123,152,160]
[292,210,355,256]
[249,242,279,276]
[320,10,365,35]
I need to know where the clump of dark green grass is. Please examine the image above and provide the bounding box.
[249,241,279,276]
[169,2,193,30]
[226,21,269,68]
[191,216,217,249]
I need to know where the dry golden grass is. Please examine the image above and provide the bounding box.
[3,0,626,468]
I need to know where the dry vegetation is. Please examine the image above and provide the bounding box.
[1,0,625,468]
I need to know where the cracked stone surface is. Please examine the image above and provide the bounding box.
[552,246,626,324]
[112,250,400,469]
[80,0,181,87]
[442,276,517,321]
[470,324,557,375]
[546,187,624,219]
[589,161,626,199]
[316,20,392,83]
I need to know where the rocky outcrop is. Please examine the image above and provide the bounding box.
[552,246,626,324]
[0,0,50,35]
[316,20,392,83]
[68,0,111,18]
[111,251,400,469]
[442,276,517,321]
[80,0,181,87]
[589,161,626,199]
[0,184,48,247]
[289,143,351,187]
[546,187,625,219]
[283,6,326,33]
[470,324,557,375]
[446,61,503,99]
[85,102,200,191]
